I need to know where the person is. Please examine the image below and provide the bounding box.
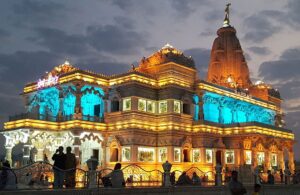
[52,146,66,188]
[0,161,17,190]
[267,170,274,184]
[228,171,247,195]
[252,184,261,195]
[192,172,201,185]
[176,171,192,185]
[104,163,125,188]
[280,169,284,183]
[65,146,77,188]
[170,171,176,185]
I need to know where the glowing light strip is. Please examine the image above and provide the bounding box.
[4,119,106,131]
[4,117,294,140]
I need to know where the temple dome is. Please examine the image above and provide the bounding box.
[138,43,195,72]
[206,25,252,89]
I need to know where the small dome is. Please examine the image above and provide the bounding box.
[138,44,195,70]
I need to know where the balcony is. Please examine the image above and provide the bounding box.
[8,112,104,123]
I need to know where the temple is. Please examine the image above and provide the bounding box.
[0,5,295,179]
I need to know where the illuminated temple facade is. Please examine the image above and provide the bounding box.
[1,13,295,174]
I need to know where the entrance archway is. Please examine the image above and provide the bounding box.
[216,150,222,165]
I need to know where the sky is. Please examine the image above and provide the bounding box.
[0,0,299,160]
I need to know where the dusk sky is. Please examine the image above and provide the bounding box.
[0,0,299,159]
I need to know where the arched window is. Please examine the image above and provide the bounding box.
[111,98,120,112]
[183,103,191,114]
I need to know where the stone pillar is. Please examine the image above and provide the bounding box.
[215,164,222,186]
[5,147,12,164]
[87,157,98,188]
[36,148,44,161]
[75,84,82,119]
[168,100,173,113]
[167,146,173,162]
[131,145,138,163]
[278,151,285,171]
[73,135,81,166]
[23,144,31,165]
[265,151,271,171]
[218,106,224,124]
[288,151,295,173]
[131,97,138,111]
[252,149,257,168]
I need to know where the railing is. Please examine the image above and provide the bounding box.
[1,161,88,190]
[96,164,163,187]
[2,162,296,190]
[172,167,215,186]
[8,113,104,123]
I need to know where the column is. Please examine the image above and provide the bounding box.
[218,105,224,124]
[73,134,81,166]
[252,149,257,168]
[5,147,12,165]
[288,150,295,173]
[36,148,44,161]
[167,146,173,162]
[74,84,82,119]
[265,151,271,171]
[278,151,285,171]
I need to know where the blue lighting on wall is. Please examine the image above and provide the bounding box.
[28,87,60,117]
[202,91,276,125]
[81,85,105,118]
[193,95,199,121]
[62,92,76,116]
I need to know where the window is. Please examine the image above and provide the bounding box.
[147,100,155,113]
[245,150,252,165]
[225,150,235,164]
[183,103,190,114]
[138,99,147,112]
[159,101,168,114]
[123,98,131,111]
[158,148,167,162]
[111,99,120,112]
[174,148,181,162]
[206,149,213,163]
[138,147,155,162]
[192,149,200,163]
[174,100,181,113]
[257,152,265,166]
[122,147,131,162]
[270,153,277,167]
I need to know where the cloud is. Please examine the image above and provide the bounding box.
[0,28,10,39]
[184,48,210,78]
[111,0,133,10]
[247,46,271,56]
[286,0,300,27]
[243,13,281,42]
[259,47,300,82]
[11,0,65,26]
[86,24,147,55]
[170,0,211,18]
[29,27,89,56]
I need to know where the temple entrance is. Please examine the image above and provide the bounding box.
[183,149,190,162]
[216,150,222,165]
[110,148,119,162]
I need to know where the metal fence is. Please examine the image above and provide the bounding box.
[1,162,297,190]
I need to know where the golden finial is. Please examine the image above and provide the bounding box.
[223,3,231,27]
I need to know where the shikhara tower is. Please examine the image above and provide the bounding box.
[1,5,295,181]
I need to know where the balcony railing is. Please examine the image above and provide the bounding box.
[8,113,104,123]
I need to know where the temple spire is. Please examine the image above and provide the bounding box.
[223,3,231,27]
